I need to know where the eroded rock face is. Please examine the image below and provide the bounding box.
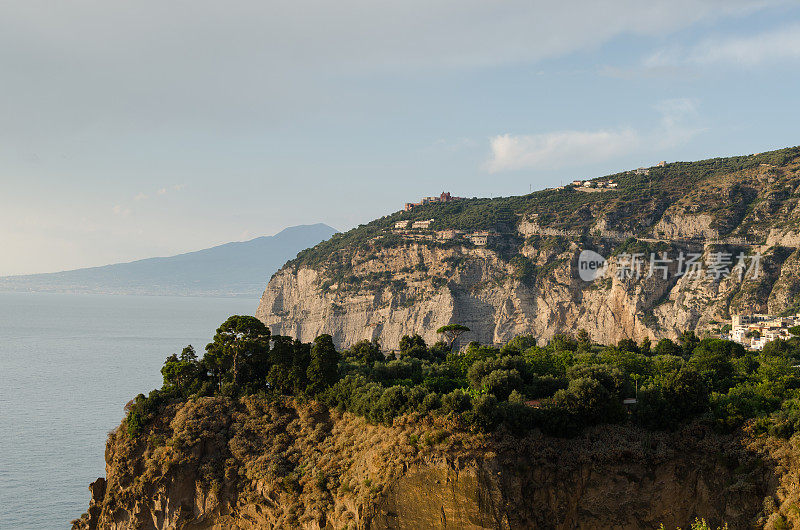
[73,397,796,530]
[256,238,800,349]
[256,161,800,350]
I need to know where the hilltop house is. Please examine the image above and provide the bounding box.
[571,179,618,191]
[405,191,464,211]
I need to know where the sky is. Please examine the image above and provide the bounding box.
[1,1,799,276]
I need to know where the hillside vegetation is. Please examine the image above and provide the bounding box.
[259,145,800,350]
[124,316,800,444]
[75,315,800,528]
[288,146,800,269]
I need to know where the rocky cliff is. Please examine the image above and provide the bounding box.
[72,396,800,529]
[257,147,800,349]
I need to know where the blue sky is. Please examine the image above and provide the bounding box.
[1,1,799,275]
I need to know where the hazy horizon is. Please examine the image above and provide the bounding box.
[0,222,339,278]
[2,1,799,276]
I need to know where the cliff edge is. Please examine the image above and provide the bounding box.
[73,397,800,529]
[257,147,800,349]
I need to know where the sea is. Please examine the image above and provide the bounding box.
[0,292,257,529]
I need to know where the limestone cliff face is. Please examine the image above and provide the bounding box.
[257,238,800,350]
[257,155,800,349]
[73,397,799,530]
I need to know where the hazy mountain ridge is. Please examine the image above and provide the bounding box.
[1,224,337,297]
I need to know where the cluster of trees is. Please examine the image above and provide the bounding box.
[126,316,339,437]
[127,317,800,440]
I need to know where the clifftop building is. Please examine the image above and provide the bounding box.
[405,191,464,211]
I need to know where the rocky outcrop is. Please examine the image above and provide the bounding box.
[73,397,800,530]
[257,154,800,350]
[257,237,800,349]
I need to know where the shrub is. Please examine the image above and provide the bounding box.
[654,338,682,357]
[419,393,442,413]
[373,386,411,425]
[482,369,524,401]
[552,377,624,426]
[441,389,472,414]
[465,395,500,430]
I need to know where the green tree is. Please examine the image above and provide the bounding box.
[441,389,472,414]
[399,334,428,359]
[761,339,795,359]
[346,339,383,365]
[654,338,682,357]
[466,394,500,430]
[161,345,199,394]
[576,329,591,350]
[640,337,652,356]
[678,330,700,356]
[552,377,624,426]
[203,316,270,391]
[663,368,709,417]
[617,338,640,354]
[267,335,297,394]
[307,334,340,395]
[372,385,410,424]
[566,364,624,395]
[429,341,451,360]
[501,334,537,355]
[549,333,578,352]
[634,369,708,430]
[288,339,312,394]
[482,369,524,400]
[436,324,470,348]
[688,339,738,392]
[509,255,536,286]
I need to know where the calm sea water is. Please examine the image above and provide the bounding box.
[0,292,257,529]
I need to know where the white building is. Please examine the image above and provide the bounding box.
[469,231,492,246]
[729,313,799,350]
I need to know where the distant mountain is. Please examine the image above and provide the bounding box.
[0,224,338,297]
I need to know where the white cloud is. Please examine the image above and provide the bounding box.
[487,129,640,173]
[172,184,185,191]
[133,192,147,201]
[487,98,705,172]
[0,0,784,141]
[645,24,800,67]
[157,188,167,195]
[112,204,131,217]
